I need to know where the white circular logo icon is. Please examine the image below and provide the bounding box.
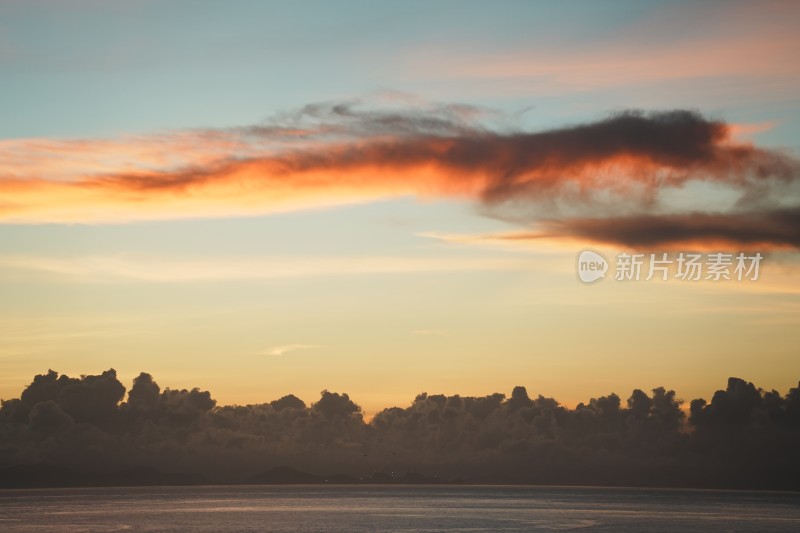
[576,249,608,284]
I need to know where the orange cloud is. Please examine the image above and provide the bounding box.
[0,104,797,249]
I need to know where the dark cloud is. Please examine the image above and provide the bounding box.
[531,206,800,249]
[76,106,799,249]
[1,370,799,489]
[270,394,306,411]
[93,110,797,199]
[4,98,799,245]
[16,369,124,430]
[245,97,491,139]
[312,390,361,419]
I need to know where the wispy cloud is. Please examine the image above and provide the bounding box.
[401,1,800,101]
[421,207,800,251]
[417,230,571,252]
[534,208,800,250]
[0,253,530,283]
[261,344,320,357]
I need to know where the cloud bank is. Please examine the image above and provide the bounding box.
[1,369,799,489]
[1,98,798,249]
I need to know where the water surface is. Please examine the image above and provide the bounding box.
[1,485,799,532]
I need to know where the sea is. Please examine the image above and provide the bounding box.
[1,485,799,532]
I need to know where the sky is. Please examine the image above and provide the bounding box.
[0,0,799,417]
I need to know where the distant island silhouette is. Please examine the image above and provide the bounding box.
[0,463,450,488]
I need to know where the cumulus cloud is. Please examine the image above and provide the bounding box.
[1,369,798,489]
[1,98,798,250]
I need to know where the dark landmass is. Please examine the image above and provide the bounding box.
[1,370,799,491]
[245,465,333,485]
[1,462,797,492]
[244,466,448,485]
[0,463,208,489]
[0,464,451,489]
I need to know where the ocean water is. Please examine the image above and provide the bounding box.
[1,485,799,532]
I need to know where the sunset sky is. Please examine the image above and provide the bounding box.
[1,0,798,416]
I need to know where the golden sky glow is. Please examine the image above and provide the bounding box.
[1,0,798,416]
